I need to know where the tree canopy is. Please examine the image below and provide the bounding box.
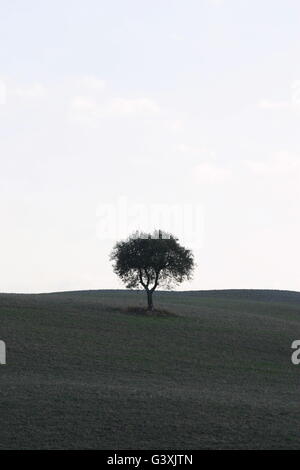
[110,230,194,310]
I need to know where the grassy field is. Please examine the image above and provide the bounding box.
[0,289,299,449]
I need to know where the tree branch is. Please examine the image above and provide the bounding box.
[150,270,160,292]
[138,269,148,290]
[144,268,151,287]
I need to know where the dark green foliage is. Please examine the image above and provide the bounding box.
[110,230,194,309]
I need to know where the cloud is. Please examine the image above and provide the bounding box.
[258,80,300,110]
[243,152,300,202]
[193,162,232,184]
[107,97,160,116]
[68,95,161,125]
[77,75,106,92]
[208,0,224,5]
[14,82,47,99]
[258,99,290,110]
[162,119,185,133]
[2,76,162,129]
[70,96,97,112]
[245,152,300,176]
[178,144,216,159]
[69,96,98,126]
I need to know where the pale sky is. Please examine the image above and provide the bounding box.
[1,0,300,293]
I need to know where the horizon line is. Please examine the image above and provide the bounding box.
[1,287,300,296]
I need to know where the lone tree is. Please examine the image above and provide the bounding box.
[110,230,194,310]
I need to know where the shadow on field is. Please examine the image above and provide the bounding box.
[107,305,178,318]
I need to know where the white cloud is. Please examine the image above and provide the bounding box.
[14,82,47,99]
[69,96,98,126]
[163,119,184,133]
[208,0,224,5]
[70,96,97,112]
[245,152,300,176]
[193,162,232,183]
[78,75,106,91]
[68,95,161,126]
[258,80,300,110]
[258,99,290,110]
[107,97,160,116]
[178,143,216,158]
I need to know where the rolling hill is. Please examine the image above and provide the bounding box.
[0,289,299,449]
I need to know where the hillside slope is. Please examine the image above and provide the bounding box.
[0,289,299,449]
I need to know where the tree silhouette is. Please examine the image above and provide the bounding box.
[110,230,194,310]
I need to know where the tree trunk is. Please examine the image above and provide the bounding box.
[146,289,153,310]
